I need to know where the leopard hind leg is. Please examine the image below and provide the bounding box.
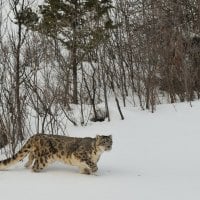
[24,153,34,168]
[32,156,50,172]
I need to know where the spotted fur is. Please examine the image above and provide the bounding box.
[0,134,112,174]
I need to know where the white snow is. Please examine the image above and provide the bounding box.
[1,100,200,200]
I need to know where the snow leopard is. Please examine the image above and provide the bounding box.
[0,134,112,174]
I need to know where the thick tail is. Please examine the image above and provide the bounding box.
[0,139,32,170]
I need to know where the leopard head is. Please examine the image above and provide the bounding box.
[96,135,112,151]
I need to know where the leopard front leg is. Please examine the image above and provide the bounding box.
[79,159,98,174]
[87,160,98,172]
[73,152,98,175]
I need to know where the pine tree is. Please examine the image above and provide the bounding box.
[22,0,114,104]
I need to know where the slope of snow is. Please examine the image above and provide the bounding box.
[1,101,200,200]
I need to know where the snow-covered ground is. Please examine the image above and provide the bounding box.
[1,100,200,200]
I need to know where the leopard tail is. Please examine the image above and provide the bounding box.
[0,138,32,170]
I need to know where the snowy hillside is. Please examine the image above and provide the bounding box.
[1,100,200,200]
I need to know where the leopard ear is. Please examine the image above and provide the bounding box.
[96,135,100,139]
[109,135,112,139]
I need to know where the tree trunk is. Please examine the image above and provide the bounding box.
[71,1,78,104]
[72,54,78,104]
[15,4,24,142]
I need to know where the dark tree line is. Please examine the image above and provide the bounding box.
[0,0,200,150]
